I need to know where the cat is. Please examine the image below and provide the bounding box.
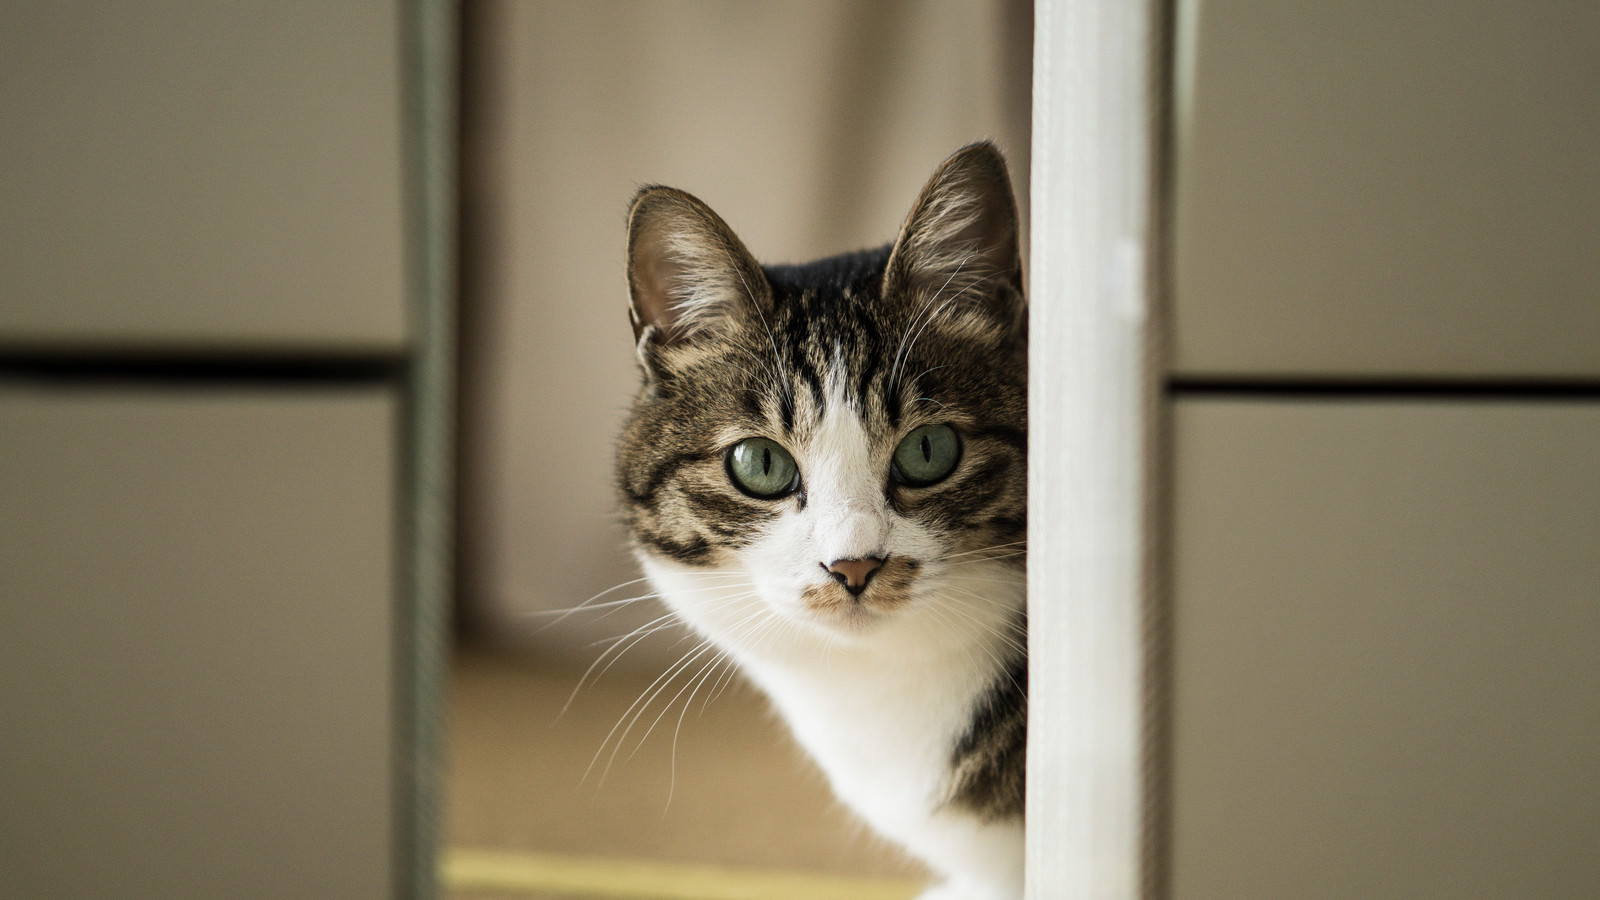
[615,142,1027,900]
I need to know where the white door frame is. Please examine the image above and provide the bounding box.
[1027,0,1162,896]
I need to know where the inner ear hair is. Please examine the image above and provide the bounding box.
[886,142,1022,305]
[625,186,766,346]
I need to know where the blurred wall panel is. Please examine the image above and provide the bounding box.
[1173,0,1600,379]
[1164,2,1600,893]
[0,388,397,899]
[458,0,1031,660]
[1170,401,1600,898]
[0,0,407,352]
[0,1,445,895]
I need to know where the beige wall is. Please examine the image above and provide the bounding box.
[459,0,1032,663]
[0,1,425,895]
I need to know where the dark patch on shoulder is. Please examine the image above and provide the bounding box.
[946,635,1027,821]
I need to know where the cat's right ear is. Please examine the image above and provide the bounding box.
[625,186,768,372]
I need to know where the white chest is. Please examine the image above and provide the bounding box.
[740,643,987,842]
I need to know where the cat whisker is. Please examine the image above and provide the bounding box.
[606,604,768,786]
[701,648,746,710]
[587,636,722,787]
[659,646,739,811]
[532,594,659,631]
[921,599,1027,697]
[561,612,689,719]
[925,589,1028,660]
[631,607,769,759]
[905,363,953,396]
[586,595,772,790]
[532,570,754,629]
[941,539,1029,559]
[937,554,1029,574]
[939,541,1030,560]
[564,586,755,715]
[892,264,1001,398]
[889,252,976,394]
[942,546,1029,562]
[663,603,791,810]
[723,343,787,405]
[516,575,654,625]
[725,249,796,416]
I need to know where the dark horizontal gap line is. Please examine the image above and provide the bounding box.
[1169,377,1600,400]
[0,351,405,386]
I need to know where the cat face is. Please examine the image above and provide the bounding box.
[617,143,1025,643]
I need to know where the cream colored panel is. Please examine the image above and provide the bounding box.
[1171,400,1600,898]
[0,1,407,350]
[0,387,396,898]
[1174,1,1600,378]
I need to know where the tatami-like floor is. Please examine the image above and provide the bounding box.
[443,647,926,899]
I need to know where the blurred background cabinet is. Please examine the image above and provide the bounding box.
[0,0,408,352]
[0,1,450,898]
[1173,0,1600,380]
[0,389,399,898]
[1169,401,1600,898]
[1166,2,1600,897]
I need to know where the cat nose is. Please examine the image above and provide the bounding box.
[822,556,885,596]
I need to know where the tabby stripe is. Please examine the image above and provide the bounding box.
[948,635,1027,821]
[793,351,827,420]
[940,455,1014,519]
[637,531,713,565]
[967,423,1026,452]
[628,452,710,508]
[985,514,1027,543]
[684,490,776,532]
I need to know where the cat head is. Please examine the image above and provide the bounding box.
[617,143,1025,645]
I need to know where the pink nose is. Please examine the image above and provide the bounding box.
[823,557,885,595]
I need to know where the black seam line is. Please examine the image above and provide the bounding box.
[1169,376,1600,401]
[0,351,405,386]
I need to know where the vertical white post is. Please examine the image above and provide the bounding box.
[1028,0,1157,897]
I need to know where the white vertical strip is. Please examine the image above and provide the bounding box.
[1028,0,1154,897]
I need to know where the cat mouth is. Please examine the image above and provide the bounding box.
[799,556,919,623]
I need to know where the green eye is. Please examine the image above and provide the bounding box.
[726,437,800,498]
[892,424,961,486]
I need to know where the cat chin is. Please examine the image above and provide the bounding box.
[780,599,897,640]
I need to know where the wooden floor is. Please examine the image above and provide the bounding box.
[443,646,925,899]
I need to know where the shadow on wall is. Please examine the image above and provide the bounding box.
[455,0,1032,669]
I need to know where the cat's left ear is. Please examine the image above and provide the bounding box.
[884,142,1024,330]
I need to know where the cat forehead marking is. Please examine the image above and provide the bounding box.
[802,374,890,556]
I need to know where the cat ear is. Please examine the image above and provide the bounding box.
[626,186,768,350]
[884,142,1023,326]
